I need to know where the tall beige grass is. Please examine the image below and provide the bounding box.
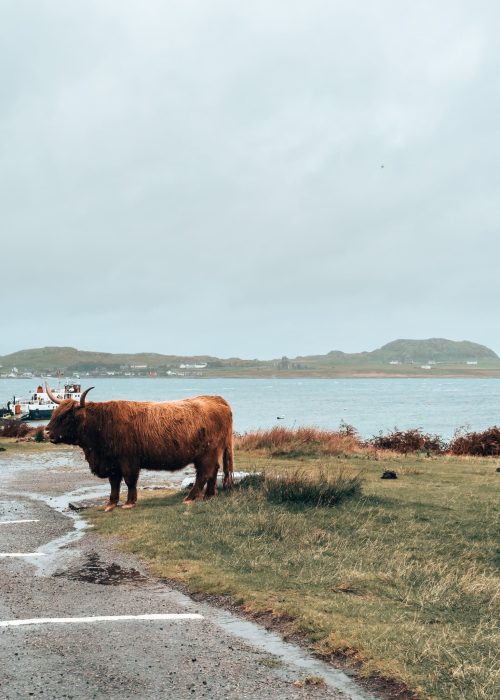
[235,425,366,457]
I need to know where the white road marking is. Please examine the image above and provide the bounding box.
[0,553,46,557]
[0,520,40,525]
[0,613,204,627]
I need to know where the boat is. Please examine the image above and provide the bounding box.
[10,383,84,421]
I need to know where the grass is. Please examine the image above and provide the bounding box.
[293,675,327,688]
[0,436,60,452]
[261,467,362,507]
[235,425,366,458]
[85,443,500,700]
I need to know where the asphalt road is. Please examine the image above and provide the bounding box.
[0,447,372,700]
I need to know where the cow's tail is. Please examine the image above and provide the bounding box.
[223,438,234,490]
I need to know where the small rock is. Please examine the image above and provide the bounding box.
[381,470,398,479]
[68,502,85,511]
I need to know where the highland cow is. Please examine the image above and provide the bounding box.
[45,384,234,511]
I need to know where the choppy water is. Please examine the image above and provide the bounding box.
[1,376,498,440]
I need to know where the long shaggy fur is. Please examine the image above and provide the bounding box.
[46,394,234,504]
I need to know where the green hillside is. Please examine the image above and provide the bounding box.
[0,347,216,370]
[369,338,498,362]
[296,338,498,367]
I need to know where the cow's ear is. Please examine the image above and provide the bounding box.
[75,404,87,417]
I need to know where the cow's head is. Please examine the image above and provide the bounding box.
[45,384,94,445]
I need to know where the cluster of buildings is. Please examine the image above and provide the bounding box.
[0,363,209,379]
[0,366,35,378]
[388,360,479,370]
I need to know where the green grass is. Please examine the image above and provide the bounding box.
[86,451,499,699]
[261,467,362,506]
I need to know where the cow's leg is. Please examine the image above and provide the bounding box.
[204,472,218,499]
[184,459,210,504]
[223,441,234,490]
[122,472,139,510]
[185,451,219,503]
[105,473,122,512]
[205,451,223,499]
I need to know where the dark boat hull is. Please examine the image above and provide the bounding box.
[26,408,54,420]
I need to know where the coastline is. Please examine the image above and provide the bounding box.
[2,370,500,380]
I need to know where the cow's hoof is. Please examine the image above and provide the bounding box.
[122,502,136,510]
[104,503,117,512]
[183,498,194,505]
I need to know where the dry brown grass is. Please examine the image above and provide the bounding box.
[235,425,367,458]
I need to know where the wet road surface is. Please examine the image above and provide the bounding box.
[0,446,373,699]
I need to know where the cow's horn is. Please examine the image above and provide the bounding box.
[80,386,95,408]
[45,382,62,404]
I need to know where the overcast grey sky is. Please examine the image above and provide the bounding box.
[1,0,499,358]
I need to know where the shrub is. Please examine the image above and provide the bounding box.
[369,427,446,455]
[448,426,500,456]
[0,419,31,438]
[235,425,364,458]
[262,467,362,507]
[33,427,46,442]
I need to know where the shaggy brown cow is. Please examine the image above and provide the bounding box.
[45,385,234,511]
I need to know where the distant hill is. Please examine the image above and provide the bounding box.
[367,338,498,363]
[0,347,216,369]
[0,346,220,372]
[296,338,498,365]
[0,339,498,376]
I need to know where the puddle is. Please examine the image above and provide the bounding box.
[4,456,195,577]
[155,588,375,700]
[210,611,373,699]
[54,551,148,586]
[6,484,109,576]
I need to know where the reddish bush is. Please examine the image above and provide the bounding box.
[369,428,446,455]
[0,419,31,438]
[448,426,500,456]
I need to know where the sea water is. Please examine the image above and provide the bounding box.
[1,376,498,440]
